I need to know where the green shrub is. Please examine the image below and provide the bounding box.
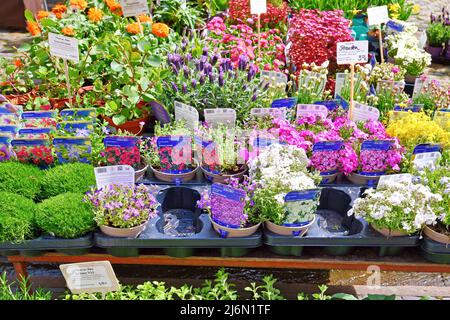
[0,192,38,242]
[39,163,95,200]
[0,162,43,200]
[35,193,95,239]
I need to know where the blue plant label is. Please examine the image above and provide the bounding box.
[271,98,297,109]
[156,136,190,148]
[19,128,53,135]
[11,138,49,146]
[312,141,343,152]
[393,105,422,112]
[103,136,137,148]
[0,136,11,144]
[386,20,404,32]
[57,121,94,136]
[60,108,97,121]
[157,135,193,173]
[54,137,91,145]
[54,137,92,164]
[0,126,18,135]
[150,101,171,124]
[335,95,349,110]
[21,111,56,119]
[413,144,442,155]
[284,189,320,202]
[361,140,393,151]
[253,137,280,148]
[210,183,246,228]
[314,100,339,111]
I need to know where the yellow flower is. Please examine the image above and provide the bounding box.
[88,7,103,22]
[352,9,360,15]
[389,3,400,12]
[412,4,420,14]
[126,22,142,35]
[390,13,399,20]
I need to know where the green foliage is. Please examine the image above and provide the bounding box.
[0,193,37,242]
[245,275,285,300]
[0,273,51,300]
[153,0,205,34]
[38,163,95,200]
[35,193,95,239]
[0,162,43,200]
[426,23,448,47]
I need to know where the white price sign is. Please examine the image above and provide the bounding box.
[174,101,199,130]
[48,33,79,63]
[367,6,389,26]
[351,102,380,122]
[250,0,267,14]
[378,174,413,188]
[60,261,120,295]
[250,107,285,119]
[296,104,328,120]
[204,108,236,128]
[119,0,150,17]
[337,41,368,65]
[94,165,135,189]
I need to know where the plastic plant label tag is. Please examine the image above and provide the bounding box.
[0,136,13,162]
[386,20,405,33]
[174,101,199,130]
[150,101,171,124]
[204,108,236,128]
[0,114,20,126]
[351,102,380,122]
[412,152,442,171]
[60,108,97,122]
[119,0,150,17]
[195,137,220,173]
[48,33,79,63]
[54,137,92,164]
[412,77,429,98]
[433,109,450,130]
[22,111,57,128]
[314,100,340,111]
[57,121,94,137]
[210,183,246,228]
[19,128,53,139]
[250,108,285,119]
[378,173,413,188]
[337,41,368,65]
[261,71,287,88]
[283,189,320,227]
[367,6,389,26]
[359,140,395,175]
[311,141,343,175]
[103,136,141,170]
[156,136,193,173]
[271,97,297,109]
[11,138,54,167]
[60,261,119,295]
[296,104,328,120]
[335,94,349,110]
[94,165,135,189]
[0,103,22,114]
[250,0,267,14]
[0,126,18,138]
[334,73,347,98]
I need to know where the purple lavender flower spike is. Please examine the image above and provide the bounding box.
[171,82,179,92]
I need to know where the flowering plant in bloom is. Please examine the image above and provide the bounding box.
[413,76,450,112]
[349,182,441,234]
[339,65,370,103]
[287,9,353,73]
[294,61,329,104]
[0,140,13,162]
[197,176,258,227]
[367,80,409,117]
[85,184,159,229]
[100,145,141,170]
[358,140,403,173]
[228,0,288,29]
[12,141,54,167]
[369,63,406,85]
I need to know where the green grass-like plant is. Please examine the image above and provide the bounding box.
[0,162,43,200]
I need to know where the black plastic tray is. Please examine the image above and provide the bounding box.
[142,167,209,186]
[94,187,262,258]
[0,233,93,256]
[420,237,450,264]
[264,187,419,257]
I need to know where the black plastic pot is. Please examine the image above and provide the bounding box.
[264,186,419,257]
[421,237,450,264]
[0,234,93,257]
[94,186,262,258]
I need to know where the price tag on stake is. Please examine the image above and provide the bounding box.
[336,41,368,65]
[204,108,236,128]
[250,0,267,14]
[60,261,119,295]
[48,33,79,63]
[367,6,389,26]
[174,101,199,130]
[119,0,150,17]
[94,165,135,189]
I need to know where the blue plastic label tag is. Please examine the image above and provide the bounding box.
[284,189,320,202]
[21,111,56,119]
[335,95,349,110]
[0,126,18,134]
[312,141,343,152]
[413,143,442,155]
[314,100,339,111]
[361,140,393,151]
[60,108,96,120]
[103,136,137,148]
[271,98,297,109]
[386,20,405,32]
[11,138,49,146]
[0,136,11,144]
[210,183,246,228]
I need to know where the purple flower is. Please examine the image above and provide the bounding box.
[191,78,197,89]
[238,54,249,71]
[171,82,178,92]
[183,65,189,78]
[182,83,187,94]
[219,72,224,87]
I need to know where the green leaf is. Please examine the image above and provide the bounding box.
[112,114,126,125]
[139,77,150,91]
[6,65,15,75]
[137,40,152,53]
[40,18,57,28]
[130,52,141,62]
[18,43,31,52]
[364,294,396,300]
[24,9,35,22]
[331,293,358,300]
[147,55,161,67]
[110,61,123,72]
[106,100,118,112]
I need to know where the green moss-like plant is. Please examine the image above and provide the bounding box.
[0,192,38,242]
[0,162,43,200]
[39,163,96,200]
[35,193,95,239]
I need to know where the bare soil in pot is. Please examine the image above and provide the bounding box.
[201,165,248,184]
[423,224,450,245]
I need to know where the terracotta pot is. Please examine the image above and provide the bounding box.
[151,163,198,184]
[265,216,315,237]
[135,159,149,183]
[201,165,248,184]
[425,45,443,59]
[4,92,36,105]
[404,73,419,84]
[423,225,450,245]
[49,97,71,109]
[101,101,149,135]
[347,172,381,186]
[371,224,409,237]
[210,216,261,238]
[100,221,148,238]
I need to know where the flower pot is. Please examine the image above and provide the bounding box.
[423,225,450,245]
[135,159,149,183]
[445,45,450,60]
[101,101,149,135]
[347,172,381,186]
[404,73,418,84]
[371,224,409,237]
[265,216,316,237]
[320,171,338,184]
[49,97,71,109]
[100,221,148,238]
[425,45,443,59]
[200,165,248,184]
[4,92,36,105]
[210,216,261,238]
[151,163,198,184]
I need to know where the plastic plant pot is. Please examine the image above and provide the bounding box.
[423,226,450,245]
[135,159,149,183]
[210,216,261,238]
[201,165,248,184]
[426,45,443,59]
[100,222,149,238]
[151,164,198,185]
[421,237,450,264]
[265,218,315,237]
[347,172,381,186]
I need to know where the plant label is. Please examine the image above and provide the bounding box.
[261,70,288,88]
[271,97,297,109]
[250,107,285,119]
[367,6,389,26]
[119,0,150,17]
[336,41,368,65]
[60,261,119,295]
[204,108,236,128]
[385,20,405,34]
[283,190,320,229]
[412,77,431,97]
[351,102,380,122]
[334,72,347,98]
[210,183,246,228]
[250,0,267,14]
[156,136,193,173]
[378,174,413,188]
[434,109,450,129]
[412,144,442,171]
[174,101,199,130]
[296,104,328,120]
[94,165,135,189]
[48,33,79,63]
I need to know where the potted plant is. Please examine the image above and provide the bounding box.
[350,181,441,237]
[425,22,447,59]
[85,184,159,238]
[197,177,261,238]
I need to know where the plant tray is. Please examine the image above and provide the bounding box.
[143,167,209,186]
[420,237,450,264]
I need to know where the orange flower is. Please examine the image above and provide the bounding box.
[61,26,75,36]
[105,0,122,15]
[138,14,152,23]
[152,23,170,38]
[14,59,24,68]
[37,10,50,20]
[88,7,103,22]
[52,3,67,14]
[26,21,41,36]
[126,22,142,35]
[70,0,87,10]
